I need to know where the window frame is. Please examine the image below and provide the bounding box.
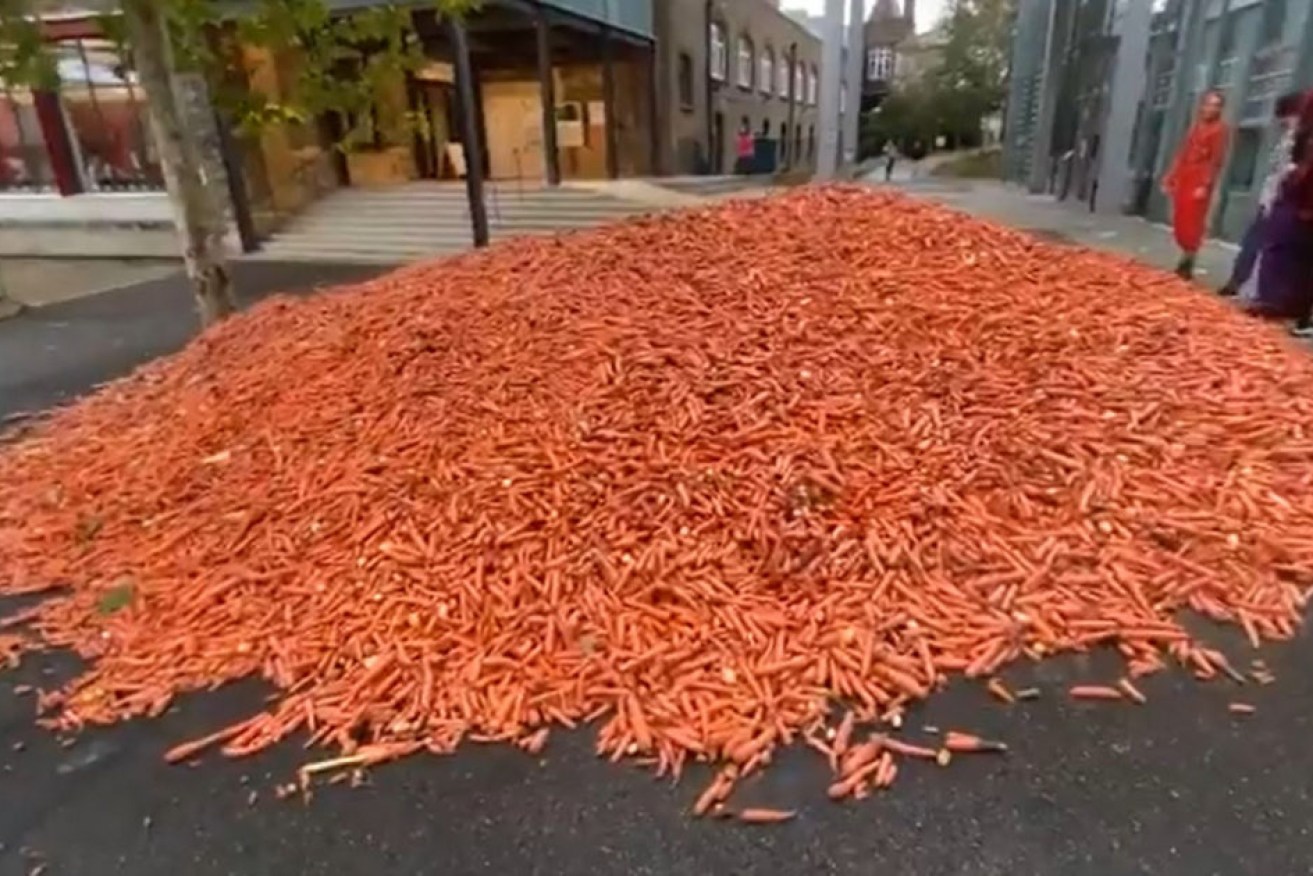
[709,21,727,82]
[677,51,695,110]
[736,35,754,90]
[760,47,775,95]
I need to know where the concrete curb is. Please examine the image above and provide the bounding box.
[562,180,706,209]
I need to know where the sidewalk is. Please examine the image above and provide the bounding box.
[0,261,383,422]
[869,174,1238,284]
[1,258,178,309]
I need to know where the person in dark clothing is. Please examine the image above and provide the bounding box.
[1219,91,1304,298]
[1243,91,1313,336]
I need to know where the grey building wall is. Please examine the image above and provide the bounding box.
[1093,0,1152,214]
[1004,0,1313,242]
[655,0,822,176]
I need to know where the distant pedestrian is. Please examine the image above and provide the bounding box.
[1219,91,1303,299]
[883,142,898,181]
[735,120,754,175]
[1162,90,1230,280]
[1245,91,1313,336]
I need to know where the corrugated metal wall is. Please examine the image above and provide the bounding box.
[1002,0,1053,184]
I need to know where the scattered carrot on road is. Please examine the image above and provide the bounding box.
[1069,686,1126,702]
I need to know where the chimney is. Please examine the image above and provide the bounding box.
[905,0,916,29]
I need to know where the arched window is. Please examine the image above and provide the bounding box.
[737,36,754,89]
[777,58,790,98]
[709,22,727,81]
[866,46,895,82]
[760,48,774,96]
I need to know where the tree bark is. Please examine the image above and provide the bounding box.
[121,0,236,326]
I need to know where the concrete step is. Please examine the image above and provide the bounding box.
[253,184,656,264]
[287,207,647,226]
[257,227,581,260]
[319,189,628,206]
[280,217,639,238]
[655,176,773,197]
[260,237,469,255]
[256,228,580,252]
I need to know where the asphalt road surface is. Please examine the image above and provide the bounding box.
[2,262,1310,876]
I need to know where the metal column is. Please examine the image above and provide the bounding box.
[31,91,82,196]
[602,25,620,180]
[1094,0,1153,214]
[535,8,561,186]
[785,43,798,169]
[817,0,846,179]
[648,42,661,175]
[842,0,864,168]
[1027,0,1070,194]
[449,17,489,248]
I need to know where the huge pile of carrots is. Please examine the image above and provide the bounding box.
[3,187,1313,812]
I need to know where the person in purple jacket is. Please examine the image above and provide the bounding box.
[1219,91,1304,298]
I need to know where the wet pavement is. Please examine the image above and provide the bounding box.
[0,235,1308,876]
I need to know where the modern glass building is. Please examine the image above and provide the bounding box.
[1003,0,1313,241]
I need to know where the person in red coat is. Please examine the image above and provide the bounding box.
[1162,90,1230,280]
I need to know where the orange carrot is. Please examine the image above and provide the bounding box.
[944,731,1007,754]
[1069,685,1124,701]
[737,808,796,824]
[986,678,1015,704]
[878,736,938,759]
[1117,678,1147,705]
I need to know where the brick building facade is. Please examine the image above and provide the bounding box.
[861,0,917,110]
[655,0,822,175]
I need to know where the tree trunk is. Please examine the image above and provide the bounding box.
[121,0,236,326]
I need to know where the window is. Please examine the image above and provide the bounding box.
[710,22,727,82]
[677,52,694,110]
[760,49,774,95]
[1227,127,1260,190]
[778,58,790,98]
[795,66,805,103]
[840,85,847,114]
[0,87,53,191]
[810,65,819,104]
[867,47,895,81]
[1214,12,1238,87]
[737,36,754,89]
[53,38,161,192]
[1260,0,1286,46]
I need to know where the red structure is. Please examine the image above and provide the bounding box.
[0,13,161,196]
